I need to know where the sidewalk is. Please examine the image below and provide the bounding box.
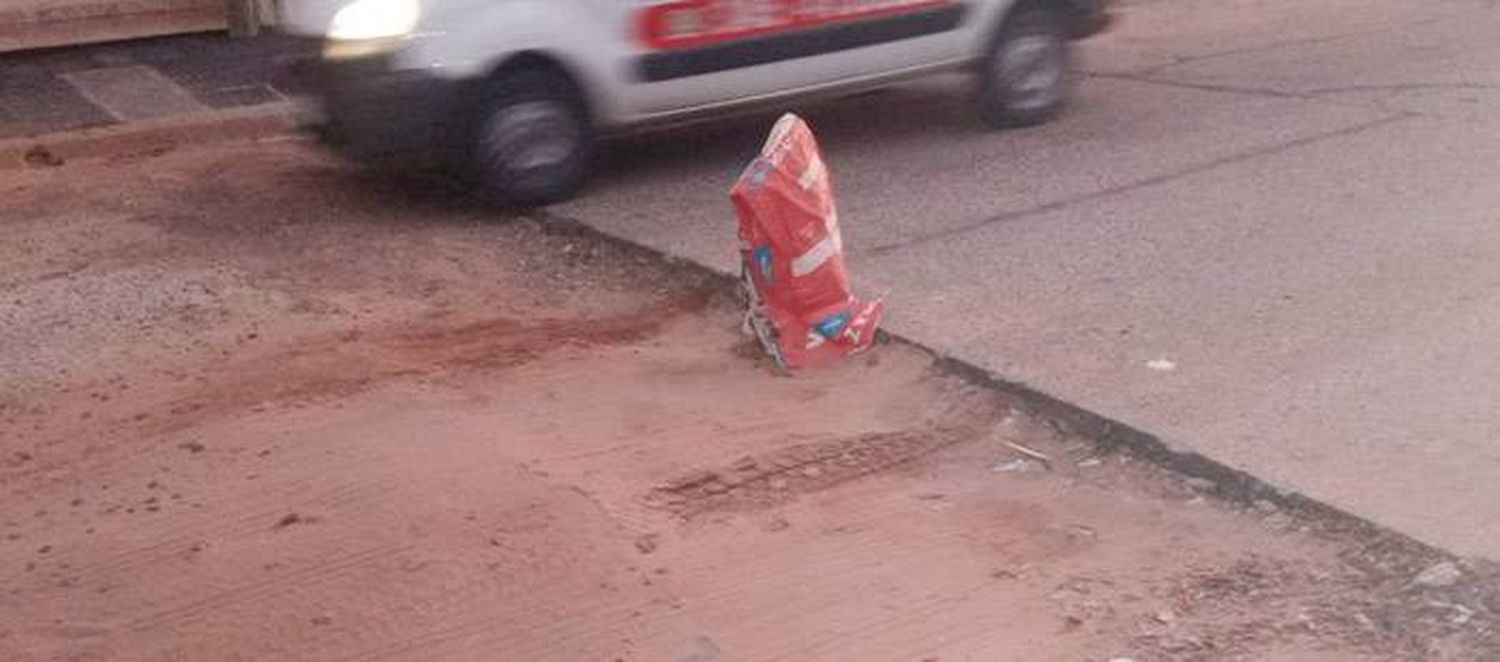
[0,32,309,140]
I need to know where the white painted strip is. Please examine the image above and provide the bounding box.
[799,155,826,190]
[791,236,837,277]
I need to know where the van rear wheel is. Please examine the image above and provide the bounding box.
[978,4,1070,128]
[473,70,593,208]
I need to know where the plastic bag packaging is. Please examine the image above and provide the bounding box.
[731,113,884,371]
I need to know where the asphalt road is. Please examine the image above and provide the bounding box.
[555,0,1500,558]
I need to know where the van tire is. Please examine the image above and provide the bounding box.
[978,3,1070,128]
[473,69,593,208]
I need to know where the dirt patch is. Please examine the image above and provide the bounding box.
[1,140,1498,661]
[131,299,715,438]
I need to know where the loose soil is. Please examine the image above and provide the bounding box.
[2,139,1498,661]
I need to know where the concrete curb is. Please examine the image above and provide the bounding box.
[0,102,298,170]
[528,207,1449,564]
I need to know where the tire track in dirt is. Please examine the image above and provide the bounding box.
[337,418,1041,660]
[344,486,1049,661]
[126,544,415,631]
[55,481,376,587]
[757,581,1008,662]
[647,428,977,516]
[402,512,1060,661]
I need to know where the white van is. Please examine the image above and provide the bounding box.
[282,0,1113,206]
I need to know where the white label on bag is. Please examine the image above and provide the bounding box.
[792,235,838,277]
[799,155,826,190]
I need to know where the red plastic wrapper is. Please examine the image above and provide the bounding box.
[731,114,884,371]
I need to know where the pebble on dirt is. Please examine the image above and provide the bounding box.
[1184,477,1217,492]
[1413,561,1464,588]
[635,534,660,555]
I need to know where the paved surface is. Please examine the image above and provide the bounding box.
[558,0,1500,558]
[0,33,306,138]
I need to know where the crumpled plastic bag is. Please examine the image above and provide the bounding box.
[731,113,884,371]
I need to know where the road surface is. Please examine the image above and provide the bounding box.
[556,0,1500,558]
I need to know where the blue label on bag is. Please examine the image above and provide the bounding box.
[815,312,851,339]
[754,245,775,282]
[744,159,774,188]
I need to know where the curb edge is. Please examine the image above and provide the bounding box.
[0,102,299,170]
[527,206,1450,564]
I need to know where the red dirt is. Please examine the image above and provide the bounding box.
[2,139,1498,661]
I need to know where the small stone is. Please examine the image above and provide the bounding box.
[1413,561,1463,588]
[1263,513,1294,530]
[992,458,1035,473]
[1146,358,1176,372]
[178,441,206,454]
[635,534,660,555]
[1184,477,1217,492]
[1154,609,1176,624]
[658,470,718,492]
[24,145,64,168]
[801,465,823,479]
[1077,457,1103,468]
[275,513,303,529]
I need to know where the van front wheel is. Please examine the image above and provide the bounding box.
[473,70,593,208]
[978,4,1070,128]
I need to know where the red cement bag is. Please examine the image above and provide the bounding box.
[731,114,884,371]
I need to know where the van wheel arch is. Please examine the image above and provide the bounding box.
[485,52,595,125]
